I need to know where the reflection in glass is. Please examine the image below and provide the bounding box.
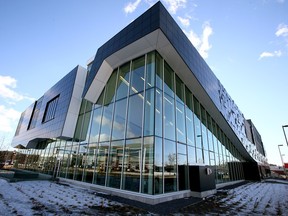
[154,137,163,194]
[89,108,102,143]
[144,88,155,136]
[164,94,175,141]
[122,138,141,192]
[176,101,186,143]
[107,140,124,189]
[112,99,127,140]
[116,63,130,101]
[164,62,174,97]
[164,139,176,193]
[141,137,154,194]
[155,89,162,137]
[104,70,117,105]
[126,94,143,139]
[130,56,145,96]
[146,52,155,89]
[94,142,109,186]
[99,103,114,142]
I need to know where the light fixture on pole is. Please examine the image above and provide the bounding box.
[278,144,284,165]
[282,125,288,147]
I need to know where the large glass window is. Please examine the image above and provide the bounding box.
[116,63,130,101]
[99,103,114,142]
[126,94,143,139]
[163,94,175,141]
[107,140,124,189]
[164,139,177,193]
[89,107,102,143]
[185,88,195,146]
[141,137,154,194]
[146,52,155,89]
[176,101,186,143]
[104,71,117,105]
[122,138,141,192]
[94,142,109,186]
[154,137,163,194]
[164,62,174,97]
[155,88,162,137]
[111,99,127,140]
[130,56,145,96]
[144,88,155,136]
[155,52,163,90]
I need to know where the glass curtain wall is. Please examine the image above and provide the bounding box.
[19,50,246,195]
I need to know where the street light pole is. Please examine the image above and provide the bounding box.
[278,144,284,166]
[282,125,288,147]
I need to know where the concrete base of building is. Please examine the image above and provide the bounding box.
[59,178,246,204]
[59,177,191,205]
[190,189,217,198]
[216,180,245,189]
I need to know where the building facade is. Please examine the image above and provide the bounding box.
[12,2,268,204]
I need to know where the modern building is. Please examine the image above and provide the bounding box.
[12,2,269,204]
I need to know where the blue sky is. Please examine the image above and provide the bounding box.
[0,0,287,166]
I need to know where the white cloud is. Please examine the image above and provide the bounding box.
[275,23,288,37]
[163,0,187,14]
[0,105,21,133]
[0,75,35,102]
[124,0,142,14]
[258,50,282,60]
[177,16,190,27]
[184,22,213,59]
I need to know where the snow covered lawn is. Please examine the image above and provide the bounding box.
[0,179,147,215]
[0,178,287,215]
[180,179,288,215]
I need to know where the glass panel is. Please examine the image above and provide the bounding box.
[186,108,195,146]
[66,144,77,179]
[175,74,184,102]
[164,94,175,141]
[94,142,109,186]
[146,52,155,89]
[164,62,174,97]
[89,108,102,143]
[144,88,155,136]
[107,140,124,189]
[164,139,177,193]
[187,145,196,165]
[141,137,154,194]
[201,106,208,150]
[116,62,130,101]
[130,56,145,96]
[155,88,162,137]
[203,150,210,165]
[83,143,97,183]
[126,94,143,139]
[154,137,163,194]
[155,52,163,90]
[104,70,117,105]
[111,99,127,140]
[99,103,114,142]
[178,143,188,190]
[122,138,141,192]
[196,147,204,164]
[176,101,186,143]
[60,141,72,178]
[178,143,186,155]
[73,144,87,181]
[194,97,202,149]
